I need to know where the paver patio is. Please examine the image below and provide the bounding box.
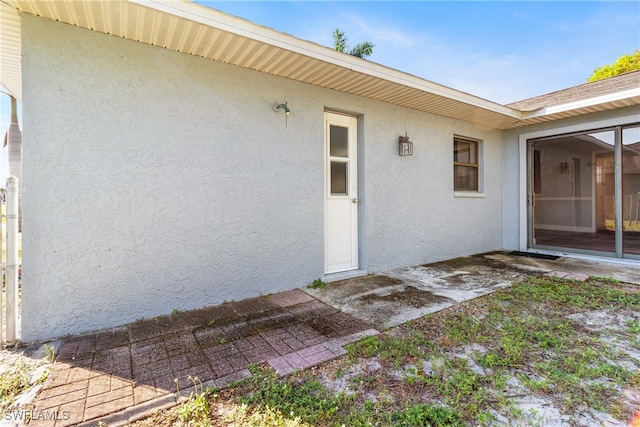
[29,290,378,426]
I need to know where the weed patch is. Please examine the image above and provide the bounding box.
[0,361,32,410]
[350,333,428,367]
[176,376,216,426]
[307,279,327,289]
[239,365,347,425]
[392,403,462,426]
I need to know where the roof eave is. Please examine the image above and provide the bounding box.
[2,0,521,128]
[134,0,519,118]
[0,2,22,100]
[507,87,640,128]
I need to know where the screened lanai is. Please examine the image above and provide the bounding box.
[529,124,640,259]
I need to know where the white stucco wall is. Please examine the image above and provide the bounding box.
[501,106,640,251]
[21,15,506,341]
[361,109,504,271]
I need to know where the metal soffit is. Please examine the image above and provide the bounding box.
[1,0,638,129]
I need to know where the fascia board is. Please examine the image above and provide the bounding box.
[130,0,520,120]
[521,87,640,120]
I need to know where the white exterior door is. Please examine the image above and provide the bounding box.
[324,112,358,274]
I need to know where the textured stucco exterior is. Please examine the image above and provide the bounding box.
[21,16,506,341]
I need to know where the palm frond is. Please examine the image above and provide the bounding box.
[349,42,374,59]
[333,28,348,53]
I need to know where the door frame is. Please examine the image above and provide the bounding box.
[323,111,359,274]
[518,113,640,260]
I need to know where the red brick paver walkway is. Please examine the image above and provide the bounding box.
[30,290,378,426]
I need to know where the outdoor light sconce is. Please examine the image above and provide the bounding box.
[398,132,413,156]
[560,161,569,174]
[273,102,291,115]
[273,102,291,127]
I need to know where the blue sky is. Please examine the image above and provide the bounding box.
[1,1,639,175]
[199,1,639,104]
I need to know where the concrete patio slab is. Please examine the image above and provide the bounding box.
[305,251,640,329]
[485,251,640,284]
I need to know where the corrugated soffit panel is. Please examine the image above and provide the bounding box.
[5,0,522,128]
[0,2,22,99]
[507,98,640,129]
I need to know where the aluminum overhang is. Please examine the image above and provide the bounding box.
[1,0,637,129]
[1,0,522,128]
[507,87,640,129]
[0,1,21,99]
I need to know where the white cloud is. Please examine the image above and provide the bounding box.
[293,1,639,104]
[337,25,536,103]
[345,14,416,48]
[287,6,559,103]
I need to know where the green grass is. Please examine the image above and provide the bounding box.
[159,276,640,426]
[307,278,327,289]
[348,332,429,366]
[392,403,462,426]
[176,376,217,427]
[0,360,34,410]
[240,365,346,423]
[626,319,640,334]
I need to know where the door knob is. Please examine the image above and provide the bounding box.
[352,198,358,204]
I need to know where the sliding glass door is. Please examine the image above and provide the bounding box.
[529,124,640,259]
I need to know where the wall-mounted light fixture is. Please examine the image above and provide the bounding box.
[560,161,569,174]
[273,102,291,127]
[273,102,291,115]
[398,132,413,157]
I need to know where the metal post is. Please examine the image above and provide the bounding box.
[614,127,623,258]
[6,176,19,343]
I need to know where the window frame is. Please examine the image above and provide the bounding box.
[453,135,482,193]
